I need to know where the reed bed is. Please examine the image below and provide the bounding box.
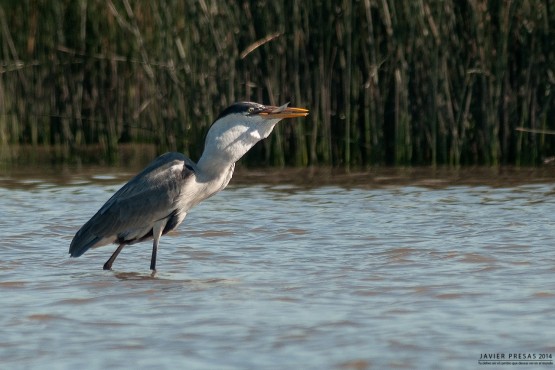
[0,0,553,167]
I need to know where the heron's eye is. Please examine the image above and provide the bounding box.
[247,107,255,114]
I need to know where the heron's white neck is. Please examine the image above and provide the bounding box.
[196,114,281,178]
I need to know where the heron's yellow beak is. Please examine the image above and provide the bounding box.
[260,103,309,119]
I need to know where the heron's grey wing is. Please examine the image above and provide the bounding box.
[69,152,195,257]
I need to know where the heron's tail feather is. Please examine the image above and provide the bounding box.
[69,232,99,257]
[69,221,112,257]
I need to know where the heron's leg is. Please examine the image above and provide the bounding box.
[150,238,159,271]
[103,244,125,270]
[150,221,165,271]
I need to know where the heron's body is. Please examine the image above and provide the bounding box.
[69,102,308,271]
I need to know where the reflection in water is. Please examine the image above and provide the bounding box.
[111,271,235,286]
[1,167,555,369]
[113,271,159,280]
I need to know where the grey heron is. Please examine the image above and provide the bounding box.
[69,101,309,271]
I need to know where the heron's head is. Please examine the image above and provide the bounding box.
[202,101,309,166]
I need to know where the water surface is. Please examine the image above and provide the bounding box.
[1,168,555,369]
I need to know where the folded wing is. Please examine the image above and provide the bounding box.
[69,152,195,257]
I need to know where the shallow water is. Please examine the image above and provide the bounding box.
[1,168,555,369]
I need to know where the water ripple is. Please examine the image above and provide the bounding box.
[0,175,554,369]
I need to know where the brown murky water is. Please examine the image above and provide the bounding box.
[1,167,555,369]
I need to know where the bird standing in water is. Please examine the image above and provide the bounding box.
[69,102,309,271]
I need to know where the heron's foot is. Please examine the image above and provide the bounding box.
[103,261,113,270]
[150,269,157,278]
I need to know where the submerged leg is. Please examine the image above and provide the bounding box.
[150,239,159,271]
[150,221,165,271]
[103,244,125,270]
